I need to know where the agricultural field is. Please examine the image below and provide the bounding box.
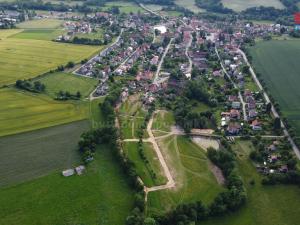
[0,28,102,86]
[147,135,224,215]
[35,72,98,99]
[0,146,134,225]
[123,142,167,187]
[102,1,145,14]
[222,0,285,12]
[0,120,89,187]
[201,141,300,225]
[0,88,89,137]
[175,0,205,13]
[249,40,300,137]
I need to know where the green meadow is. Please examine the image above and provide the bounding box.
[148,135,223,215]
[249,40,300,137]
[0,88,89,137]
[0,120,90,187]
[36,72,98,98]
[11,28,65,41]
[0,146,134,225]
[222,0,284,12]
[201,141,300,225]
[152,110,175,132]
[16,19,63,29]
[102,1,145,14]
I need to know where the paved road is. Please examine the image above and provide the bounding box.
[237,49,300,159]
[215,47,247,121]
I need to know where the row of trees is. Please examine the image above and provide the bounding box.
[15,80,45,93]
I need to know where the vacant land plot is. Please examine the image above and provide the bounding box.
[102,1,145,13]
[175,0,205,13]
[0,146,134,225]
[17,19,63,29]
[249,40,300,137]
[0,88,89,137]
[36,72,98,98]
[147,135,223,215]
[0,31,102,85]
[0,120,89,187]
[222,0,284,12]
[202,141,300,225]
[123,142,167,187]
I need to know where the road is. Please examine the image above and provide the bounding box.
[215,47,248,121]
[237,49,300,159]
[154,38,174,85]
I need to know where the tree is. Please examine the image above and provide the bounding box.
[66,61,75,68]
[144,218,156,225]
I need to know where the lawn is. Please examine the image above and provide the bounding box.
[0,30,103,86]
[36,72,98,98]
[201,141,300,225]
[0,120,90,187]
[249,40,300,137]
[147,135,223,215]
[16,19,63,29]
[123,142,167,187]
[222,0,285,12]
[0,146,134,225]
[0,88,89,137]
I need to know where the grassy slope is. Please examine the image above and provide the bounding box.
[0,146,134,225]
[123,142,167,187]
[36,72,98,98]
[152,110,175,132]
[0,120,90,187]
[148,135,223,215]
[0,88,89,137]
[222,0,284,12]
[249,40,300,137]
[201,141,300,225]
[0,29,102,86]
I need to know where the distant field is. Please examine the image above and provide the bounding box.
[0,120,89,187]
[124,142,167,187]
[17,19,63,29]
[249,40,300,137]
[152,110,175,132]
[11,29,65,41]
[0,146,134,225]
[0,29,102,85]
[175,0,205,13]
[222,0,285,12]
[0,88,89,137]
[148,135,223,215]
[102,1,145,13]
[36,72,98,98]
[201,141,300,225]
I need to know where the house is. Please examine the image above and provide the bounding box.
[232,101,241,109]
[227,123,241,135]
[279,165,288,173]
[251,119,262,131]
[62,169,75,177]
[248,109,257,119]
[228,95,238,102]
[230,109,240,119]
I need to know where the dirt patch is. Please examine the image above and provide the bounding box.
[192,137,220,151]
[209,162,225,185]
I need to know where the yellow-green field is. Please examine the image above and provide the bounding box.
[0,29,102,85]
[0,88,89,137]
[222,0,285,12]
[16,19,63,29]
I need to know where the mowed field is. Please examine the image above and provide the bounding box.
[249,40,300,137]
[201,141,300,225]
[0,146,134,225]
[0,88,89,137]
[36,72,98,98]
[148,135,223,215]
[0,120,90,187]
[222,0,284,12]
[0,27,102,86]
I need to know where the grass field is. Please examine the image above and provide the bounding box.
[90,98,105,129]
[222,0,285,12]
[0,120,90,187]
[17,19,63,29]
[147,135,223,215]
[0,29,102,86]
[0,146,134,225]
[175,0,205,13]
[201,141,300,225]
[123,142,167,187]
[11,29,65,41]
[36,72,98,98]
[249,40,300,137]
[0,88,89,137]
[102,1,145,14]
[152,110,175,132]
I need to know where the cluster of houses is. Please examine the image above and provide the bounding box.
[0,11,20,28]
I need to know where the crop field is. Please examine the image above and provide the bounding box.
[0,88,89,137]
[222,0,285,12]
[175,0,205,13]
[123,142,167,187]
[201,141,300,225]
[249,40,300,137]
[17,19,63,29]
[102,1,145,14]
[0,146,134,225]
[0,29,102,86]
[147,135,223,215]
[0,120,90,187]
[36,72,98,98]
